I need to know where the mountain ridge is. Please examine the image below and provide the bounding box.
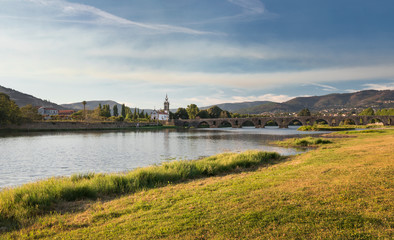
[234,90,394,114]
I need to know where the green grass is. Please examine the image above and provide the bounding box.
[0,151,280,229]
[1,130,393,239]
[298,125,356,131]
[298,124,393,131]
[275,136,332,147]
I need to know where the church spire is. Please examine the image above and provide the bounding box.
[164,94,170,113]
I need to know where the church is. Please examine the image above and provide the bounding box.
[150,95,170,121]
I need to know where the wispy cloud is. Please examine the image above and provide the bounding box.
[228,0,265,15]
[190,0,274,24]
[363,82,394,90]
[1,0,215,35]
[310,83,338,91]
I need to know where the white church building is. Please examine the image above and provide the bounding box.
[151,95,170,121]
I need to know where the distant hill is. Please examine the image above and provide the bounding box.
[236,90,394,114]
[0,85,67,109]
[61,101,155,114]
[201,101,273,112]
[61,100,122,111]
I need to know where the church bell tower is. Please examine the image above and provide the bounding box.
[164,94,170,113]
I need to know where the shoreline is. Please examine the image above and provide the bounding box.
[0,121,177,133]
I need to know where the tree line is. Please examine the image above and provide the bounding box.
[358,107,394,116]
[0,93,42,124]
[72,103,150,122]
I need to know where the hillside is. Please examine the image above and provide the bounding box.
[201,101,273,112]
[61,100,122,111]
[236,90,394,114]
[0,85,66,109]
[61,101,154,114]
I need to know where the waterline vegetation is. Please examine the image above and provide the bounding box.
[0,151,281,229]
[275,137,332,147]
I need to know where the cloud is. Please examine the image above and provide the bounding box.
[362,82,394,90]
[232,94,292,103]
[191,0,274,24]
[309,83,338,91]
[75,64,394,89]
[1,0,215,35]
[185,93,292,106]
[227,0,265,15]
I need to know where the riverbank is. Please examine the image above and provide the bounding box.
[297,124,393,131]
[0,121,176,132]
[1,129,393,239]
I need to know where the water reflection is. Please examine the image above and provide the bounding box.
[0,127,327,189]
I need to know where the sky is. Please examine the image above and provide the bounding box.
[1,0,394,109]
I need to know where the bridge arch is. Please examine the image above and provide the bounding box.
[288,119,303,126]
[241,120,255,128]
[341,118,357,125]
[197,121,210,128]
[367,117,384,125]
[218,120,232,128]
[263,119,279,127]
[314,118,329,125]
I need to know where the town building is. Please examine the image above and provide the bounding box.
[37,107,58,116]
[58,110,76,116]
[151,95,170,121]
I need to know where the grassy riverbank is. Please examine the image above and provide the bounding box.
[275,136,332,147]
[297,124,391,131]
[0,151,281,231]
[1,130,393,239]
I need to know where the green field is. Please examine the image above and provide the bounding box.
[1,130,393,239]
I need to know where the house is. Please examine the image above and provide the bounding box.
[151,95,170,121]
[58,110,75,116]
[37,107,58,116]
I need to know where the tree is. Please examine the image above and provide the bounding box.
[219,110,231,118]
[174,108,189,119]
[82,101,87,120]
[376,108,394,116]
[101,104,111,118]
[113,105,119,117]
[207,105,223,118]
[139,110,145,119]
[133,108,138,120]
[20,104,41,121]
[186,104,199,119]
[298,108,311,116]
[0,93,21,124]
[197,110,210,119]
[359,107,374,116]
[121,104,126,118]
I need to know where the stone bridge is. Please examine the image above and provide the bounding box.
[173,116,393,128]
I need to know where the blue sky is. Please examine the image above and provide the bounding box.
[0,0,394,108]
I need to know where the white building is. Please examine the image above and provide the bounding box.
[151,95,170,121]
[38,107,58,116]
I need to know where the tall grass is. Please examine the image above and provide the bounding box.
[0,151,280,226]
[298,125,356,131]
[276,137,332,147]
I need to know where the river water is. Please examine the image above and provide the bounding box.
[0,126,327,189]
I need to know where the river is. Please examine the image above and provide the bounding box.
[0,126,327,189]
